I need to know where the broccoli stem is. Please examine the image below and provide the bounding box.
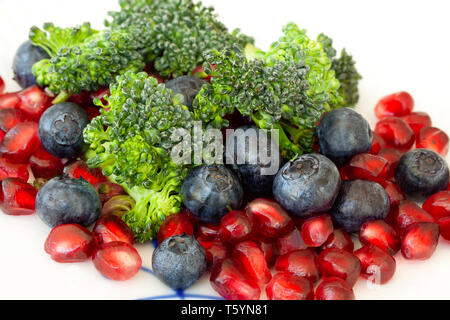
[52,91,71,104]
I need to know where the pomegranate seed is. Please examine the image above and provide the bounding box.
[378,148,403,177]
[254,237,278,266]
[197,236,230,268]
[69,91,91,107]
[379,180,405,206]
[232,241,272,287]
[0,76,4,94]
[93,215,134,245]
[401,112,432,136]
[210,258,260,300]
[276,226,307,256]
[0,92,20,110]
[359,220,400,255]
[301,214,334,247]
[91,87,110,106]
[196,223,220,239]
[157,213,194,244]
[0,178,36,215]
[0,109,29,132]
[0,131,4,144]
[394,200,434,234]
[375,117,415,151]
[369,132,386,155]
[94,181,126,204]
[45,224,96,263]
[401,222,440,260]
[219,210,253,244]
[275,249,320,283]
[315,277,355,300]
[317,248,361,287]
[321,229,354,253]
[438,216,450,241]
[266,272,314,300]
[93,241,142,281]
[375,91,414,119]
[348,153,390,182]
[84,106,101,120]
[64,160,107,185]
[0,157,29,181]
[17,85,51,120]
[0,122,40,164]
[246,198,294,238]
[354,245,396,285]
[338,166,350,181]
[416,127,449,156]
[423,191,450,222]
[29,147,64,179]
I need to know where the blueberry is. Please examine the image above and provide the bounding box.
[316,108,373,165]
[181,165,243,224]
[152,233,207,290]
[165,76,206,109]
[330,180,390,233]
[273,153,341,219]
[395,149,449,199]
[13,40,49,88]
[36,177,101,228]
[38,102,90,159]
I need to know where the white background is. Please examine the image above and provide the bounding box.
[0,0,449,299]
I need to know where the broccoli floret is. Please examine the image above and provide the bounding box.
[107,0,253,78]
[29,22,145,102]
[84,71,193,242]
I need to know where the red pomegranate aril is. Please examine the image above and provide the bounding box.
[423,191,450,221]
[276,226,306,256]
[0,122,40,164]
[438,217,450,241]
[0,178,36,215]
[266,272,314,300]
[0,76,4,94]
[0,92,20,110]
[93,241,142,281]
[69,91,91,107]
[317,248,361,287]
[354,245,396,284]
[84,106,101,120]
[375,117,415,151]
[301,214,334,247]
[394,200,434,234]
[93,215,134,245]
[378,148,403,177]
[45,224,96,263]
[359,220,400,255]
[94,181,126,204]
[255,237,278,266]
[275,249,320,283]
[401,112,432,136]
[157,212,194,244]
[401,222,440,260]
[338,166,350,181]
[196,223,220,239]
[321,229,354,253]
[379,180,405,206]
[211,259,260,300]
[29,147,64,179]
[246,198,294,239]
[416,127,449,156]
[348,153,390,182]
[17,85,51,120]
[0,131,4,144]
[315,277,355,300]
[64,160,107,186]
[219,210,253,244]
[0,157,29,181]
[375,91,414,119]
[197,236,230,268]
[0,109,29,132]
[232,241,272,287]
[369,132,386,155]
[91,87,110,105]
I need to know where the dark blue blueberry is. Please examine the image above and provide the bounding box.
[13,40,49,88]
[395,149,449,199]
[38,102,90,159]
[36,177,101,228]
[273,153,341,219]
[181,165,243,224]
[152,233,207,290]
[316,108,373,165]
[165,76,205,109]
[330,180,390,233]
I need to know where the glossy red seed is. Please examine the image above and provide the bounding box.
[378,180,405,206]
[0,76,4,94]
[232,241,272,287]
[45,224,96,263]
[84,106,101,120]
[0,122,40,164]
[348,153,390,182]
[0,178,36,215]
[301,214,334,247]
[401,222,440,260]
[276,226,307,256]
[394,200,434,234]
[266,272,314,300]
[354,245,396,285]
[64,160,107,185]
[359,220,400,255]
[317,248,361,287]
[0,109,29,132]
[91,87,110,106]
[422,191,450,221]
[401,112,432,136]
[275,249,320,283]
[377,148,403,177]
[196,223,220,240]
[0,92,20,109]
[321,229,354,253]
[0,157,29,181]
[219,210,253,244]
[438,217,450,241]
[93,241,142,281]
[315,277,355,300]
[375,117,415,151]
[338,166,350,181]
[0,131,4,144]
[210,258,260,300]
[369,132,386,155]
[94,181,126,205]
[157,213,194,244]
[254,237,278,266]
[29,147,64,179]
[197,236,230,268]
[246,198,294,239]
[416,127,449,156]
[69,91,91,107]
[93,215,134,245]
[17,85,51,120]
[375,91,414,119]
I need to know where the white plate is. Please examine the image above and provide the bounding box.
[0,0,449,300]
